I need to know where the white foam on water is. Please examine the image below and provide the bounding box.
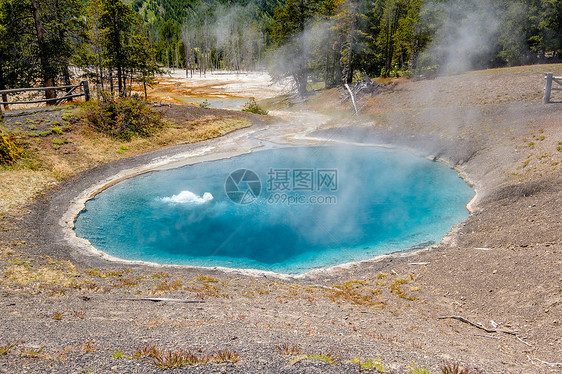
[160,191,213,205]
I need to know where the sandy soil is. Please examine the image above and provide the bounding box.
[0,65,561,373]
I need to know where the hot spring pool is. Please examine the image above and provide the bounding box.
[74,146,474,274]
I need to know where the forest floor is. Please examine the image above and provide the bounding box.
[0,65,560,373]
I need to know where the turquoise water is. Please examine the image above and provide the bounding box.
[74,146,474,274]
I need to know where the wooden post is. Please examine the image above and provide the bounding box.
[82,81,90,102]
[543,72,553,104]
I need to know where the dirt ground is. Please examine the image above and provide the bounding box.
[0,65,561,373]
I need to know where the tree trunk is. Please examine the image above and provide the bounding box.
[30,0,55,103]
[2,94,8,110]
[98,51,104,92]
[0,70,9,110]
[109,69,114,94]
[117,65,123,97]
[325,49,330,87]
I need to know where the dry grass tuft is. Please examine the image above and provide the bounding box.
[276,343,301,356]
[0,341,20,355]
[195,275,219,283]
[326,280,387,307]
[133,343,241,368]
[2,260,81,292]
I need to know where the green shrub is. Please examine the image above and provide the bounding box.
[79,95,163,141]
[51,126,63,134]
[0,134,22,165]
[241,98,268,115]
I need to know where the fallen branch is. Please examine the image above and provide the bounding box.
[475,334,500,340]
[119,298,204,303]
[534,358,562,368]
[344,83,359,115]
[439,315,535,347]
[515,335,533,347]
[314,285,340,292]
[438,315,497,333]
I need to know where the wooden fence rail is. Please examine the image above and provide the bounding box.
[0,81,90,116]
[543,72,562,104]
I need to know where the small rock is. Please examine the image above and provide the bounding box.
[492,270,497,274]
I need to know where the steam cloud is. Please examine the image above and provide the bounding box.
[161,191,214,205]
[419,0,502,74]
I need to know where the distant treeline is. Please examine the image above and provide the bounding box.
[0,0,560,96]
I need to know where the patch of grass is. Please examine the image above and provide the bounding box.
[151,272,169,278]
[536,135,545,141]
[336,280,367,289]
[51,312,64,320]
[71,310,86,319]
[195,275,219,283]
[326,280,386,307]
[0,342,19,355]
[117,145,129,154]
[61,110,75,122]
[154,280,183,292]
[113,278,139,288]
[276,343,301,356]
[214,349,241,363]
[199,99,210,108]
[241,98,268,115]
[133,343,159,359]
[51,126,63,135]
[390,279,417,300]
[151,349,191,368]
[0,134,22,165]
[9,257,31,267]
[112,348,125,359]
[185,282,223,298]
[440,361,481,374]
[52,138,70,149]
[80,341,99,353]
[3,260,81,289]
[135,344,241,368]
[28,125,38,131]
[351,357,386,371]
[85,269,123,278]
[408,366,432,374]
[528,142,535,148]
[21,346,45,358]
[306,352,339,364]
